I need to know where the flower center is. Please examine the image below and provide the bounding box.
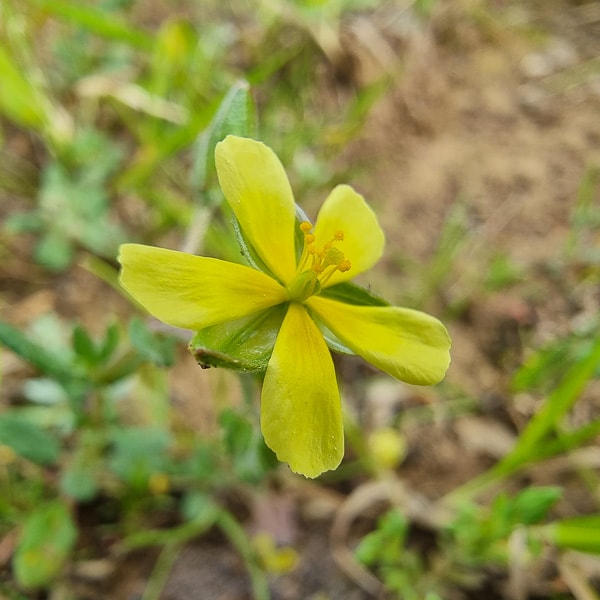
[287,221,351,302]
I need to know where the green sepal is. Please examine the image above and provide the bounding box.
[189,304,287,372]
[319,281,389,307]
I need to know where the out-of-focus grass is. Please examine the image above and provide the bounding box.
[1,0,600,598]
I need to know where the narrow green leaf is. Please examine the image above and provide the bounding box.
[30,0,153,49]
[128,317,176,367]
[98,322,120,363]
[0,320,73,383]
[512,487,562,525]
[509,336,600,463]
[219,408,277,483]
[0,413,60,465]
[0,45,47,130]
[546,515,600,554]
[14,501,77,588]
[72,325,97,364]
[190,80,254,194]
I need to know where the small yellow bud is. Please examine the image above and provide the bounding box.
[368,428,406,470]
[252,533,298,574]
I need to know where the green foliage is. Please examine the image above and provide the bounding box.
[13,500,77,588]
[447,487,561,567]
[356,510,442,600]
[0,413,60,465]
[0,44,49,131]
[219,408,278,483]
[512,318,600,394]
[109,426,172,490]
[545,514,600,554]
[484,253,524,291]
[6,128,125,271]
[357,488,561,598]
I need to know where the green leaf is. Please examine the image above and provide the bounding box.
[109,427,171,489]
[13,500,77,588]
[72,324,97,364]
[31,0,153,49]
[181,491,221,525]
[0,413,60,465]
[189,304,287,372]
[98,322,120,363]
[219,408,277,483]
[0,44,47,130]
[190,80,255,194]
[34,230,74,272]
[128,317,177,367]
[0,320,73,383]
[60,461,99,502]
[60,429,105,501]
[148,19,197,97]
[507,336,600,465]
[546,515,600,554]
[512,486,562,525]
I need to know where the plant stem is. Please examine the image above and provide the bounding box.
[217,510,270,600]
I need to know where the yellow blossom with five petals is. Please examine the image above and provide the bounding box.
[118,135,451,478]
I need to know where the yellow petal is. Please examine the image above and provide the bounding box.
[215,136,297,284]
[308,296,451,385]
[314,184,385,287]
[118,244,287,329]
[261,303,343,478]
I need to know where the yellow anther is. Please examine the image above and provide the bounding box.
[289,221,352,301]
[338,259,351,272]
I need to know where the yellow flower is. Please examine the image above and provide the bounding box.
[118,135,451,478]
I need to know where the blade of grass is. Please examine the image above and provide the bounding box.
[217,510,270,600]
[29,0,153,49]
[0,44,47,130]
[444,336,600,504]
[509,336,600,461]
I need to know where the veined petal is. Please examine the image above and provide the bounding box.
[261,303,343,478]
[215,136,297,284]
[119,244,287,330]
[308,296,451,385]
[314,184,385,287]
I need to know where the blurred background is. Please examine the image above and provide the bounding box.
[1,1,600,598]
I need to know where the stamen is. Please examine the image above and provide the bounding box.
[288,222,353,301]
